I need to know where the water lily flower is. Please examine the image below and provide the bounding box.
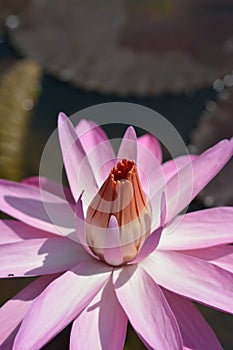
[0,112,233,350]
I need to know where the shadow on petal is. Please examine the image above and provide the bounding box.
[113,265,138,289]
[24,239,89,277]
[5,196,73,229]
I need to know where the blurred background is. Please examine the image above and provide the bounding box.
[0,0,232,349]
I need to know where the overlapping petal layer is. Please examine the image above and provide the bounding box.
[0,179,74,237]
[162,154,196,183]
[13,260,112,350]
[0,274,59,349]
[113,265,183,350]
[70,279,127,350]
[181,245,233,274]
[164,139,233,223]
[158,207,233,250]
[162,289,222,350]
[0,220,54,244]
[76,119,115,185]
[58,112,98,202]
[137,134,162,164]
[142,250,233,313]
[0,221,87,277]
[22,176,75,204]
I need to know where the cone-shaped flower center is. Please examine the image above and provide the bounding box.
[86,159,152,266]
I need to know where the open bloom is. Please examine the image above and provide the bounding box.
[0,112,233,350]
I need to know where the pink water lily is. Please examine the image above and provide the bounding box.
[0,112,233,350]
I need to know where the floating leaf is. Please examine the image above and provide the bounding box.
[7,0,233,96]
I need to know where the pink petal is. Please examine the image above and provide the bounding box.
[158,207,233,250]
[162,154,197,183]
[130,227,162,264]
[0,274,58,349]
[13,260,112,350]
[113,265,183,350]
[138,133,162,163]
[74,195,99,259]
[75,119,109,152]
[0,220,54,244]
[58,112,98,202]
[136,140,164,201]
[137,156,166,231]
[181,245,233,274]
[0,235,87,277]
[117,126,137,161]
[142,250,233,313]
[163,288,222,350]
[137,133,163,194]
[103,216,124,266]
[160,191,167,227]
[165,139,233,223]
[22,176,75,204]
[76,119,115,185]
[70,279,127,350]
[0,179,75,238]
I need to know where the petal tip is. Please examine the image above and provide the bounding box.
[58,111,69,125]
[108,215,118,229]
[126,126,137,139]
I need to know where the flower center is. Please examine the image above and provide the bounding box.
[111,159,135,182]
[86,159,152,266]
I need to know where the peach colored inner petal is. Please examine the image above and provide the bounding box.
[86,159,152,265]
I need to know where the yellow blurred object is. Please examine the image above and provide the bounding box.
[0,59,41,181]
